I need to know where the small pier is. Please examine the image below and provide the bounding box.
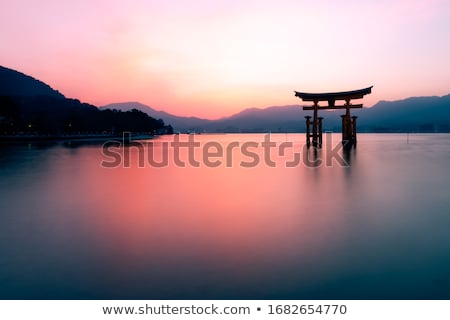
[295,86,373,148]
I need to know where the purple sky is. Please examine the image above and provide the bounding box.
[1,0,450,118]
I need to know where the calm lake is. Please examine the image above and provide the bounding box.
[1,133,449,299]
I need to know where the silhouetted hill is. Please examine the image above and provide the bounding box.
[358,95,450,132]
[101,102,211,132]
[0,66,169,136]
[0,66,64,98]
[205,106,306,132]
[102,102,307,132]
[3,65,449,134]
[104,95,450,133]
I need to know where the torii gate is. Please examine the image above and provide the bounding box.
[294,86,373,148]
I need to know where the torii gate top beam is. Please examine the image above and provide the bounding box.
[294,86,373,102]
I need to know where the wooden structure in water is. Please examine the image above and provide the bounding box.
[295,86,373,148]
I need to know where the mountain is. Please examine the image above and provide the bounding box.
[358,95,450,132]
[102,102,310,132]
[4,63,448,134]
[203,105,307,132]
[0,66,64,98]
[101,102,211,132]
[0,66,168,135]
[102,95,450,133]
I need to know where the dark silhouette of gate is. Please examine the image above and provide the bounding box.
[295,86,373,147]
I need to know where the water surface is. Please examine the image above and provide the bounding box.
[0,134,449,299]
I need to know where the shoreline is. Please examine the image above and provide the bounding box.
[0,133,154,144]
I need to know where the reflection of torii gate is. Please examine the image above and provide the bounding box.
[295,86,373,148]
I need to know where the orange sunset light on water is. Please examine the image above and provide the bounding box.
[1,0,450,118]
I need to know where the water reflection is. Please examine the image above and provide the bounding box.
[0,134,450,299]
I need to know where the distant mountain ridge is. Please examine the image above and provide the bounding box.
[101,102,211,131]
[360,95,450,132]
[103,95,450,133]
[2,64,449,133]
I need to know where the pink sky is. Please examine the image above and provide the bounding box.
[1,0,450,119]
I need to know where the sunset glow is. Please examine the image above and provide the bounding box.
[1,0,449,118]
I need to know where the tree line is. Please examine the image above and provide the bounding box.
[0,95,173,135]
